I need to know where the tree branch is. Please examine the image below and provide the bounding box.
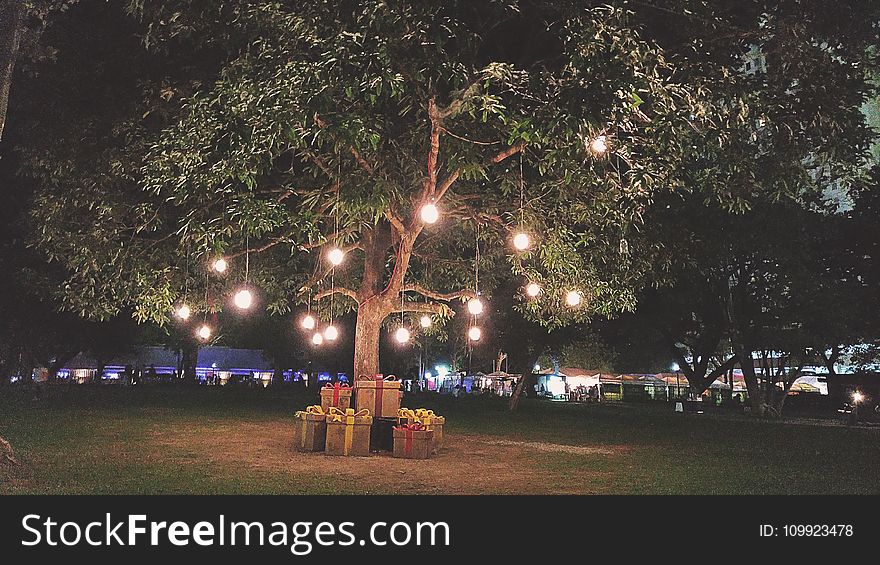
[384,209,407,237]
[314,286,359,302]
[226,236,294,259]
[425,97,442,197]
[351,147,374,174]
[434,142,526,204]
[400,301,454,316]
[490,141,527,164]
[402,284,476,302]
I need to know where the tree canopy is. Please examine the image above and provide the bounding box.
[28,0,706,375]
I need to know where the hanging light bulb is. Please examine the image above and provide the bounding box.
[513,232,531,251]
[395,326,411,344]
[176,303,191,320]
[211,258,228,273]
[566,290,583,307]
[589,135,608,156]
[467,297,484,316]
[327,247,345,266]
[324,325,339,341]
[419,315,432,328]
[301,314,316,330]
[197,325,212,340]
[420,202,439,224]
[468,326,482,341]
[233,288,253,310]
[312,332,324,345]
[526,283,541,298]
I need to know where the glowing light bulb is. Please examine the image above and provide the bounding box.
[312,332,324,346]
[420,315,432,328]
[176,304,191,320]
[301,314,316,330]
[233,288,253,310]
[324,325,338,341]
[589,135,608,156]
[197,325,212,340]
[420,203,439,224]
[468,326,482,341]
[526,283,541,298]
[852,391,865,404]
[212,258,228,273]
[395,327,411,344]
[513,232,531,251]
[327,247,345,266]
[467,297,484,316]
[566,290,583,307]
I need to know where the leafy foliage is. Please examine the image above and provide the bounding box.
[30,0,702,337]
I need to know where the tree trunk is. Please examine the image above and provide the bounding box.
[353,298,386,377]
[738,351,766,416]
[352,224,394,377]
[0,0,25,142]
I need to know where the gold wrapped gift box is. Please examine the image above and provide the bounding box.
[293,406,327,452]
[392,424,434,460]
[354,375,401,418]
[398,408,445,453]
[324,407,373,457]
[320,382,352,412]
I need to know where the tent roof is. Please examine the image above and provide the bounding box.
[483,371,520,378]
[197,347,273,371]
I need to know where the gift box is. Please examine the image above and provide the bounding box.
[354,375,401,418]
[320,382,352,412]
[414,409,445,452]
[392,423,434,460]
[324,407,372,457]
[293,405,327,452]
[370,417,397,453]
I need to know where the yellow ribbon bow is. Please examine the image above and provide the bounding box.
[415,408,437,426]
[327,407,370,455]
[398,408,417,425]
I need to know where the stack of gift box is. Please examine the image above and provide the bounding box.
[293,375,445,460]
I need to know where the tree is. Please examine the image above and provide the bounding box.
[0,0,81,142]
[620,0,880,415]
[0,0,25,142]
[30,1,702,377]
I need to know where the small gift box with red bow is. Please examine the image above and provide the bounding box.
[325,407,373,457]
[354,374,402,418]
[293,405,327,452]
[320,382,352,412]
[398,408,445,453]
[392,423,434,460]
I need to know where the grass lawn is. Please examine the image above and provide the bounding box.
[1,385,877,495]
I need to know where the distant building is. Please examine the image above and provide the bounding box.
[56,346,289,387]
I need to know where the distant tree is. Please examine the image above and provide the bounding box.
[623,0,880,415]
[0,0,82,142]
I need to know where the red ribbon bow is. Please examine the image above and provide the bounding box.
[394,423,425,455]
[323,382,350,406]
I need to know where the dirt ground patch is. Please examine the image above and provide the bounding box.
[149,420,628,494]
